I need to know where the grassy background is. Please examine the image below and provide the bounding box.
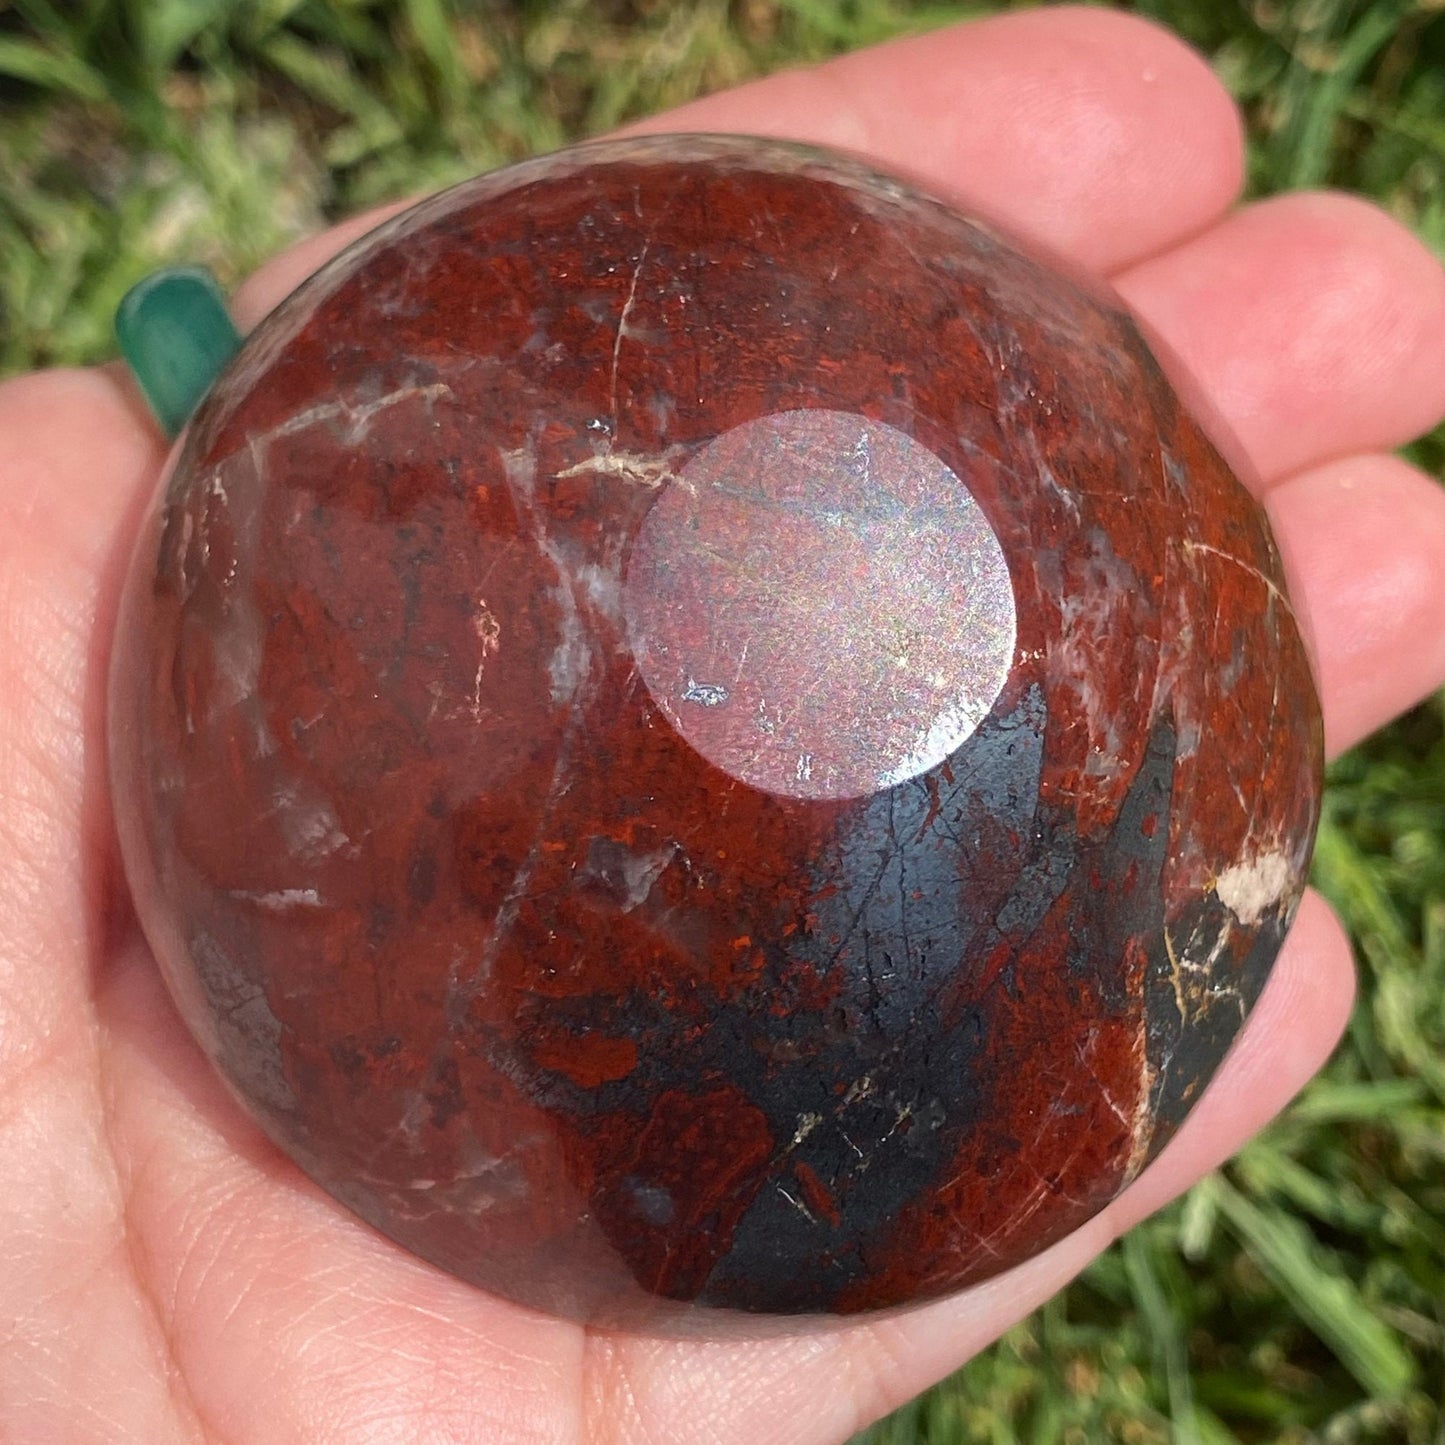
[2,2,1442,1441]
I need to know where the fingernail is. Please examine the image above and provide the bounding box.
[115,266,241,439]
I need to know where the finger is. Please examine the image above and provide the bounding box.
[0,368,163,1065]
[1114,192,1445,484]
[233,7,1243,327]
[0,369,193,1443]
[1268,452,1445,756]
[584,892,1354,1445]
[630,6,1243,271]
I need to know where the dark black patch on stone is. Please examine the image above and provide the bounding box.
[1062,714,1175,1013]
[495,694,1195,1312]
[1143,891,1288,1161]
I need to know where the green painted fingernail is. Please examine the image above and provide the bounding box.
[115,266,241,439]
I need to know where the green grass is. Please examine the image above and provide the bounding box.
[3,2,1443,1441]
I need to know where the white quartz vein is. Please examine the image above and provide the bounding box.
[1178,539,1297,617]
[607,191,650,452]
[250,382,454,451]
[555,449,682,487]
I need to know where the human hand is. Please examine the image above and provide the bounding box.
[4,7,1445,1441]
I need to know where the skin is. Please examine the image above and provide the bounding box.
[2,7,1445,1442]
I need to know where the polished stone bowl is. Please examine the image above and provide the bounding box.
[109,135,1322,1326]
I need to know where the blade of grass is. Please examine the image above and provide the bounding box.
[1215,1176,1418,1399]
[1122,1230,1200,1444]
[133,0,237,76]
[1280,1,1406,190]
[259,31,404,165]
[0,36,108,101]
[400,0,472,109]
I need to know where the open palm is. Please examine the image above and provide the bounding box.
[4,9,1445,1442]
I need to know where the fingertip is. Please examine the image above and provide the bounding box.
[950,5,1246,263]
[624,6,1246,272]
[1269,452,1445,756]
[1117,191,1445,481]
[1273,191,1445,446]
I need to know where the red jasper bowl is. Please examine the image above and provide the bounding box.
[108,134,1322,1327]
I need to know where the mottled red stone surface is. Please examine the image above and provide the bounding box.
[109,135,1323,1326]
